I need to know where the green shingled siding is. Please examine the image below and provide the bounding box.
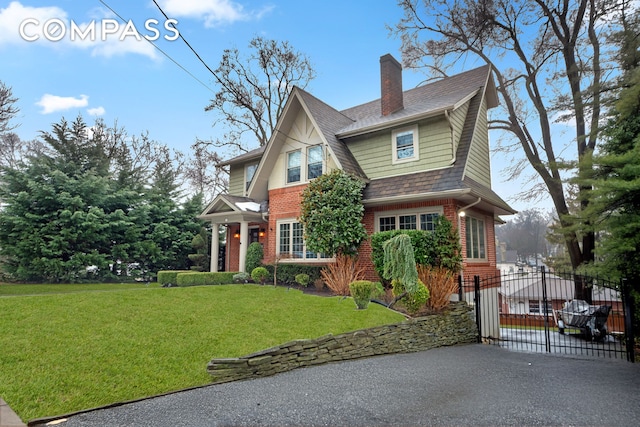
[450,101,469,155]
[346,117,453,179]
[464,98,492,187]
[228,164,245,196]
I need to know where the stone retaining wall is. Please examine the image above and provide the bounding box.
[207,302,477,383]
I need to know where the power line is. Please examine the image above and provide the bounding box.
[151,0,224,87]
[97,0,215,94]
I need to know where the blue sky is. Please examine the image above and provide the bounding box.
[0,0,553,213]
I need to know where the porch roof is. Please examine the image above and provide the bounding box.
[198,194,266,224]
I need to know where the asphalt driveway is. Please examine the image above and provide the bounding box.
[35,344,640,427]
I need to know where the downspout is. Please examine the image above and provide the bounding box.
[445,109,456,165]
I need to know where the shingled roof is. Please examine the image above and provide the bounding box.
[218,63,514,216]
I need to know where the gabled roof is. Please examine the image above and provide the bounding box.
[212,62,514,217]
[338,65,496,137]
[361,82,515,217]
[198,194,265,223]
[294,88,367,179]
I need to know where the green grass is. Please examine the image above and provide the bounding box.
[0,284,405,422]
[0,282,160,296]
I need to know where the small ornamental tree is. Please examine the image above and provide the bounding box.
[299,169,367,256]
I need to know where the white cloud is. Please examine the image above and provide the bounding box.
[158,0,271,27]
[87,106,105,116]
[0,1,67,46]
[36,94,89,114]
[0,2,159,60]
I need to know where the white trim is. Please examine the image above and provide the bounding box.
[275,219,333,262]
[391,124,419,164]
[374,206,444,233]
[464,214,488,262]
[285,149,302,185]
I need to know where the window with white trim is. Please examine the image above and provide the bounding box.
[376,209,440,233]
[277,220,330,260]
[465,216,486,260]
[307,145,323,179]
[392,125,419,163]
[287,150,301,183]
[245,163,258,191]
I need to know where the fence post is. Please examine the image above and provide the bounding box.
[474,275,481,343]
[458,275,463,302]
[622,278,636,363]
[541,266,551,353]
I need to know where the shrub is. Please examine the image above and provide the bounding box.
[233,272,250,283]
[251,267,270,285]
[295,273,310,287]
[321,254,365,296]
[157,270,191,287]
[245,242,264,274]
[392,279,430,315]
[349,280,384,309]
[371,217,462,281]
[418,265,458,311]
[263,264,323,286]
[313,278,325,291]
[176,272,237,287]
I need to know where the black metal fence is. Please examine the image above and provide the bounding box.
[459,268,635,362]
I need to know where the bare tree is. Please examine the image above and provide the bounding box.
[392,0,631,285]
[496,208,551,264]
[183,140,228,201]
[0,81,19,134]
[204,36,316,154]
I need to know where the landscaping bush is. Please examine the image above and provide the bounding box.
[263,264,323,286]
[157,270,191,287]
[349,280,383,309]
[418,265,458,311]
[321,254,365,296]
[392,279,430,315]
[233,272,250,283]
[176,272,237,287]
[245,242,264,274]
[251,267,270,284]
[295,273,310,287]
[371,217,462,281]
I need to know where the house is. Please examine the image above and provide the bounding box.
[198,54,516,282]
[500,273,622,315]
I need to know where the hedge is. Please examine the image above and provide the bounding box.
[176,272,238,287]
[263,264,323,285]
[157,270,191,286]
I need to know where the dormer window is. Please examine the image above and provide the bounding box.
[392,125,419,163]
[287,150,301,183]
[307,145,323,179]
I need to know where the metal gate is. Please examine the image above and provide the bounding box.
[460,268,635,362]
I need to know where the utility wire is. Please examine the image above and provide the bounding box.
[97,0,215,94]
[151,0,225,87]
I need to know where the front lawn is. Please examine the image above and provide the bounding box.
[0,284,404,422]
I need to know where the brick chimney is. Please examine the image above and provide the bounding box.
[380,54,403,116]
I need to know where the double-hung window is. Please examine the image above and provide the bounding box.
[465,216,486,260]
[277,220,329,261]
[392,125,419,163]
[287,150,301,183]
[307,145,323,179]
[245,163,258,191]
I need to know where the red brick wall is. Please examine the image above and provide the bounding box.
[226,190,500,284]
[263,184,306,264]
